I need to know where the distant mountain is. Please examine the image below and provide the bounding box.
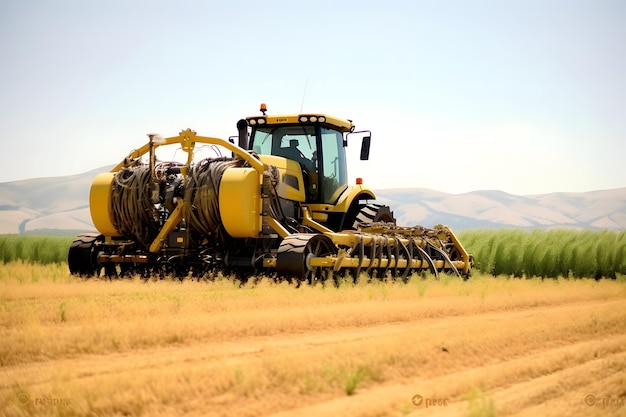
[0,166,114,234]
[375,188,626,230]
[0,167,624,234]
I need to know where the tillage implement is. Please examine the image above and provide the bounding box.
[69,105,473,283]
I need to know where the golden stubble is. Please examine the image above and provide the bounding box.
[1,263,625,417]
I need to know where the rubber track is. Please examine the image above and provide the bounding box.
[276,234,311,255]
[276,234,314,280]
[68,232,102,276]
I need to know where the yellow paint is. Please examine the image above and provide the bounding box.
[219,167,262,238]
[89,172,120,237]
[258,155,306,202]
[245,113,354,132]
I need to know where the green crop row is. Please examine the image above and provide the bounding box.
[0,235,75,264]
[458,229,626,279]
[2,230,625,279]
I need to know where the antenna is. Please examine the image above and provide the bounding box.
[299,78,308,113]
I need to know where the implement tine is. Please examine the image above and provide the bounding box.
[426,240,461,278]
[377,238,384,278]
[414,242,439,279]
[392,237,400,278]
[397,237,412,281]
[366,237,377,276]
[382,238,392,279]
[355,236,364,279]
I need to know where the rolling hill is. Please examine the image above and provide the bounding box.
[0,167,624,234]
[375,187,626,230]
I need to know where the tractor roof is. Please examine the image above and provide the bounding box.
[245,113,354,133]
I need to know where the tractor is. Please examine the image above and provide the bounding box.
[69,104,472,283]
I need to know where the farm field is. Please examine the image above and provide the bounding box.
[0,262,625,416]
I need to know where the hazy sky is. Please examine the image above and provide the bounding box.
[1,0,624,195]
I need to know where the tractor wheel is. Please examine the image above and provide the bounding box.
[351,203,396,229]
[276,234,336,285]
[68,233,103,277]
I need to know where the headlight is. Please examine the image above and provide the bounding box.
[248,118,266,126]
[299,115,326,123]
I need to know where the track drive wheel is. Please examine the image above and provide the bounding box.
[276,234,336,285]
[68,232,103,277]
[352,203,396,229]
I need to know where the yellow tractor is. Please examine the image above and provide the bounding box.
[69,104,473,283]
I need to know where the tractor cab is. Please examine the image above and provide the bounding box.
[242,104,370,205]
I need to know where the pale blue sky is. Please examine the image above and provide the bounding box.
[1,0,624,195]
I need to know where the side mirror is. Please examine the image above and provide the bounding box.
[236,119,249,149]
[360,136,371,160]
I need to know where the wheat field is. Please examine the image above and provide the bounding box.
[1,262,625,417]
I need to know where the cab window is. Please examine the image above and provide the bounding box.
[251,125,316,170]
[320,127,347,203]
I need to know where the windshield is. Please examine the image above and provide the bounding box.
[250,125,347,204]
[251,125,317,169]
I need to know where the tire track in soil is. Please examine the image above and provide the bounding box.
[2,297,624,417]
